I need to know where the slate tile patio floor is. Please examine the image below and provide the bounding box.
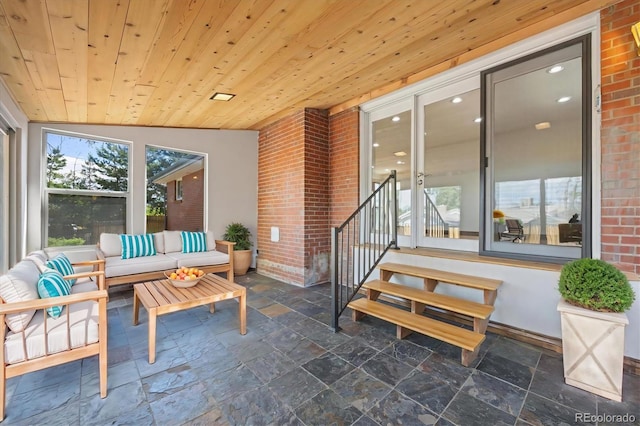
[3,272,639,425]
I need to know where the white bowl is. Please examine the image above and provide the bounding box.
[164,271,203,288]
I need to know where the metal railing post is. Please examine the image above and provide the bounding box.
[331,227,340,332]
[390,169,399,249]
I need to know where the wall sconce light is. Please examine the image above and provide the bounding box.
[632,22,640,56]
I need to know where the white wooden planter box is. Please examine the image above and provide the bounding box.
[557,299,628,401]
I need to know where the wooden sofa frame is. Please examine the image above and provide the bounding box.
[97,240,235,288]
[0,259,108,421]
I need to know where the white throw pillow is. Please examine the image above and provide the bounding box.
[99,233,122,257]
[0,260,40,332]
[206,231,216,251]
[163,231,182,254]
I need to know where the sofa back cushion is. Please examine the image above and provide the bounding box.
[99,233,122,257]
[0,260,40,332]
[163,231,182,254]
[206,231,216,251]
[152,232,164,254]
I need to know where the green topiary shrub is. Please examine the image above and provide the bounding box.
[558,258,635,313]
[222,222,252,251]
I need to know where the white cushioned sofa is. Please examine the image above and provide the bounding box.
[0,251,108,421]
[96,231,235,288]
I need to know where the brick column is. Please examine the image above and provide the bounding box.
[257,109,330,286]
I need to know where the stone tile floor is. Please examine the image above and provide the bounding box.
[4,272,639,425]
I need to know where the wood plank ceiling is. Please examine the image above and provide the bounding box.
[0,0,616,130]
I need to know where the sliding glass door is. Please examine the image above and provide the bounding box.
[416,78,480,250]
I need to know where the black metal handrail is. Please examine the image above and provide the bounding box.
[331,170,397,332]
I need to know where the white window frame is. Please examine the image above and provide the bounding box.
[176,178,183,201]
[42,129,132,248]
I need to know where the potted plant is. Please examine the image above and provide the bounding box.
[557,258,636,401]
[223,222,253,276]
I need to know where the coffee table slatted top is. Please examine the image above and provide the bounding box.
[135,274,245,315]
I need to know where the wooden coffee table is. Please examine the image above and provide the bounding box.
[133,274,246,363]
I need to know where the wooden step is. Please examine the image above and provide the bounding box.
[363,280,494,319]
[378,263,502,291]
[347,298,485,353]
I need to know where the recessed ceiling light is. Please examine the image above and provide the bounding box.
[557,96,571,103]
[547,65,564,74]
[393,151,407,157]
[451,97,462,104]
[392,116,400,122]
[474,117,482,123]
[373,143,380,147]
[210,92,235,101]
[535,122,551,130]
[396,160,405,165]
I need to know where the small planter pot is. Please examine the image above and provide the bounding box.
[233,250,252,276]
[557,299,628,401]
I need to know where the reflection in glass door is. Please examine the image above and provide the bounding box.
[417,84,481,250]
[371,110,412,242]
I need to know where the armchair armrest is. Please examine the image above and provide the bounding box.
[215,240,235,254]
[96,246,106,261]
[64,270,106,291]
[0,290,109,315]
[72,258,105,272]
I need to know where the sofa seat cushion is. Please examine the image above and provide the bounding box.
[4,300,99,364]
[166,251,229,268]
[103,254,177,278]
[71,280,99,294]
[0,261,41,333]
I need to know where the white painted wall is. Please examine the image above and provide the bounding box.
[27,123,258,262]
[374,251,640,359]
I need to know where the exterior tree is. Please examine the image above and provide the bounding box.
[46,145,68,188]
[87,143,129,191]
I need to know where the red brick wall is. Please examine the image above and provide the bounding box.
[166,169,204,231]
[600,0,640,275]
[329,107,360,228]
[257,107,355,286]
[257,110,307,285]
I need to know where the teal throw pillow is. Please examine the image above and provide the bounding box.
[46,253,76,285]
[181,231,207,253]
[120,234,156,260]
[37,269,71,318]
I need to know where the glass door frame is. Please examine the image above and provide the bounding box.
[416,76,481,251]
[361,98,415,248]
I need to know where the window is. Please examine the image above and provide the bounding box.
[361,17,597,263]
[175,179,183,201]
[44,131,129,247]
[145,146,205,232]
[420,87,480,247]
[481,36,591,261]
